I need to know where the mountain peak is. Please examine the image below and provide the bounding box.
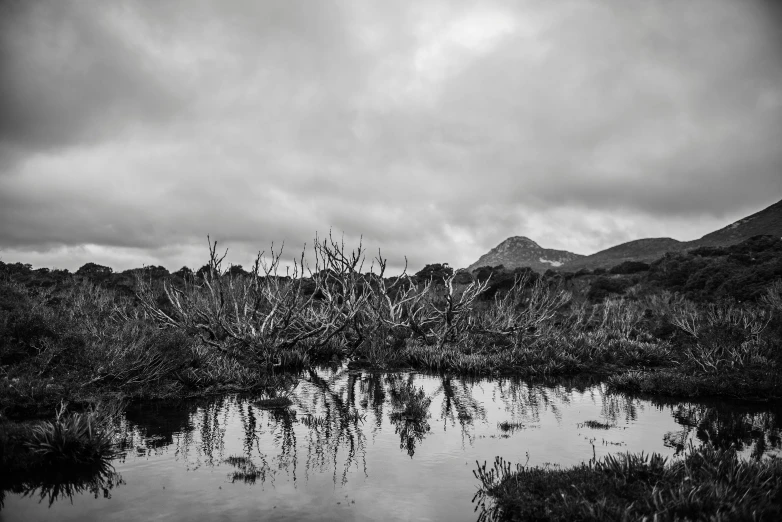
[465,198,782,274]
[502,236,541,248]
[467,237,583,273]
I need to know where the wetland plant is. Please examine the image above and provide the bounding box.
[25,402,120,466]
[473,444,782,521]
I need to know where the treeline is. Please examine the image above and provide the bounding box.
[6,234,777,306]
[469,235,782,303]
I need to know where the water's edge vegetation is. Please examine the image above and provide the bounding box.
[473,444,782,521]
[2,234,781,515]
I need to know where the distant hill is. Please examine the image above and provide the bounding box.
[690,198,782,248]
[466,236,583,273]
[558,238,687,272]
[466,198,782,273]
[562,198,782,272]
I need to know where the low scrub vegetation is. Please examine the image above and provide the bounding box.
[473,444,782,521]
[1,234,781,423]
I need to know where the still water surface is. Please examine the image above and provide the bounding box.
[3,367,780,521]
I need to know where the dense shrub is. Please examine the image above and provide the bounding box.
[452,270,474,285]
[75,263,113,278]
[476,267,539,300]
[609,260,650,274]
[587,276,633,301]
[647,235,782,302]
[414,263,454,284]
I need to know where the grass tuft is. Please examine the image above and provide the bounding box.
[474,444,782,521]
[24,402,120,466]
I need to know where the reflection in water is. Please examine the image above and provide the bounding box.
[3,369,780,518]
[3,462,124,508]
[387,374,432,457]
[111,369,781,489]
[661,400,781,458]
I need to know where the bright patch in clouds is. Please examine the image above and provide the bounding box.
[410,8,516,101]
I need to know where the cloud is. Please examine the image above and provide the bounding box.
[0,0,780,272]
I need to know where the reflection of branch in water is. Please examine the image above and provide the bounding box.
[494,379,556,425]
[297,367,368,485]
[663,403,781,458]
[238,402,258,457]
[12,462,124,508]
[430,376,487,447]
[358,372,386,430]
[202,400,229,466]
[387,375,432,457]
[600,392,641,424]
[269,408,298,482]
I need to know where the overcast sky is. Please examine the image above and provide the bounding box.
[1,0,780,273]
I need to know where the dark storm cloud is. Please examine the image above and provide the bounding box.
[0,0,186,157]
[0,0,780,272]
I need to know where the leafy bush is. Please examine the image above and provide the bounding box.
[587,276,633,301]
[609,261,650,274]
[414,263,454,284]
[647,235,782,302]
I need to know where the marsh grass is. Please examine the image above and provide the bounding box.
[606,368,782,399]
[474,444,782,521]
[25,401,121,466]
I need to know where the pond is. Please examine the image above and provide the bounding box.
[3,367,780,521]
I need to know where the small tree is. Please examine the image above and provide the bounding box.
[414,263,454,284]
[76,263,113,277]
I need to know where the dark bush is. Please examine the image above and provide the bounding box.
[414,263,454,284]
[609,261,650,274]
[647,235,782,302]
[226,265,248,277]
[480,267,539,300]
[76,263,113,278]
[452,270,474,285]
[472,265,502,282]
[587,276,632,301]
[172,266,194,280]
